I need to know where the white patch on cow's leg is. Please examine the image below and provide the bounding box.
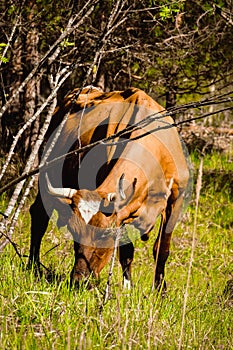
[78,199,100,224]
[123,276,131,290]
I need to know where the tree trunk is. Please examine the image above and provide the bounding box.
[23,2,40,162]
[1,36,24,153]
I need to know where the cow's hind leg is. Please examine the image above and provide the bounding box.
[119,236,134,290]
[153,192,185,292]
[28,192,52,274]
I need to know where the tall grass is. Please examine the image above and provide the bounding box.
[0,152,232,349]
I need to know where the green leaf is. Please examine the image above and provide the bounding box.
[146,67,157,77]
[0,56,9,63]
[160,6,171,20]
[132,62,140,73]
[60,39,75,48]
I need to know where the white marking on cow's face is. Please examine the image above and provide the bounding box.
[123,276,131,290]
[78,199,100,224]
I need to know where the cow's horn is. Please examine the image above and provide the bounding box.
[118,173,126,200]
[45,173,77,198]
[107,193,117,202]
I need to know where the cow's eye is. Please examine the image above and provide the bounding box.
[100,201,114,216]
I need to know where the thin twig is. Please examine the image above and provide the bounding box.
[0,0,136,250]
[0,67,71,181]
[0,86,58,247]
[0,175,36,251]
[0,2,23,69]
[0,230,23,262]
[77,86,95,167]
[0,0,98,119]
[100,227,122,312]
[0,101,231,196]
[178,157,203,349]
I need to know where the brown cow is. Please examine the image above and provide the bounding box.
[28,87,190,291]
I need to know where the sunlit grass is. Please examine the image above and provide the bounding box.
[0,152,232,349]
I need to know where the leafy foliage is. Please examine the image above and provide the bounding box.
[0,43,9,63]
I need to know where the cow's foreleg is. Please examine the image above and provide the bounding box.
[28,192,51,274]
[153,210,170,292]
[153,192,185,292]
[119,236,134,290]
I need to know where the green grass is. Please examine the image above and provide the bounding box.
[0,152,232,349]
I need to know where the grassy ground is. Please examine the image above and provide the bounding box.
[0,152,232,349]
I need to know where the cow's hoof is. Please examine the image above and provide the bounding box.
[26,261,43,278]
[223,279,233,299]
[70,273,98,291]
[154,277,167,296]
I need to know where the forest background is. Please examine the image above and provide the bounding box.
[0,0,232,159]
[0,1,232,348]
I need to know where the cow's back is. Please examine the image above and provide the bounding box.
[43,87,188,192]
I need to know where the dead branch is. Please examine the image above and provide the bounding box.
[39,1,133,169]
[0,67,71,182]
[0,65,65,245]
[0,95,58,241]
[0,97,232,197]
[0,1,138,250]
[0,2,24,69]
[0,175,36,252]
[0,0,98,119]
[0,230,23,260]
[178,157,203,350]
[214,4,233,26]
[100,227,122,311]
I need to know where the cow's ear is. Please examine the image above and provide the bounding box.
[57,197,73,205]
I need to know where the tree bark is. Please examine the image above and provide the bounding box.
[1,36,23,152]
[23,2,40,161]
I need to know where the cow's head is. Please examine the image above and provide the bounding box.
[45,173,137,283]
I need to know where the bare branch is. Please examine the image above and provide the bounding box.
[0,67,71,181]
[0,0,98,119]
[214,4,233,26]
[178,157,203,350]
[100,227,122,310]
[0,2,23,69]
[0,175,36,252]
[0,95,232,196]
